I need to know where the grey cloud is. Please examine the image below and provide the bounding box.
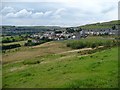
[1,6,16,15]
[101,6,115,14]
[1,1,118,26]
[5,9,32,18]
[3,7,66,19]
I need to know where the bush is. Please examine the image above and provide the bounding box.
[24,41,39,46]
[2,44,21,50]
[67,41,87,49]
[2,36,26,43]
[24,39,52,46]
[66,39,118,49]
[91,42,97,48]
[23,60,41,65]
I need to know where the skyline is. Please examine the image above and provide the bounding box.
[0,0,119,27]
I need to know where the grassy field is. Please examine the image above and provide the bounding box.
[80,20,119,29]
[2,38,118,88]
[2,41,71,64]
[2,40,27,46]
[65,36,116,49]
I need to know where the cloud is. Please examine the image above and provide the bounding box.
[44,11,53,16]
[1,1,118,26]
[31,9,64,19]
[101,6,115,14]
[54,8,66,15]
[2,0,119,2]
[51,8,66,19]
[3,7,65,19]
[5,12,16,18]
[5,9,32,18]
[31,11,53,19]
[1,7,16,15]
[32,12,43,18]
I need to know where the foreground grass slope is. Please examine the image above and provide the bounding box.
[2,41,71,64]
[3,40,118,88]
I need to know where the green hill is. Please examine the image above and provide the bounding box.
[3,37,118,88]
[79,20,119,30]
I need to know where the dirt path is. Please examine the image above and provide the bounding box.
[7,53,90,73]
[2,42,70,64]
[6,48,94,73]
[57,48,92,54]
[4,47,93,65]
[5,46,106,73]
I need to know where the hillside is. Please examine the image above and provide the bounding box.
[79,20,119,30]
[1,20,119,35]
[1,26,61,35]
[3,37,118,88]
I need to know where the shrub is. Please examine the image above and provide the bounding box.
[2,44,21,50]
[23,60,41,65]
[91,42,96,48]
[66,38,118,49]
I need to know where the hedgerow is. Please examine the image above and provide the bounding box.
[66,39,118,49]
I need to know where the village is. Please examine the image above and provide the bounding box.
[29,27,118,43]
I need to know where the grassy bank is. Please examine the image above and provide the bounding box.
[3,45,118,88]
[66,37,117,49]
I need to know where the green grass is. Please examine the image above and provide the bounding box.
[65,36,117,49]
[3,47,118,88]
[80,20,119,30]
[0,64,2,89]
[2,40,27,46]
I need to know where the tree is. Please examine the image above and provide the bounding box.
[55,31,62,34]
[76,28,82,32]
[91,42,97,48]
[66,28,74,33]
[28,40,32,43]
[112,25,116,30]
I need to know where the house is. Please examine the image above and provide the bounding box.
[32,39,39,43]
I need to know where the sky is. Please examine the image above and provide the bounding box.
[0,0,119,27]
